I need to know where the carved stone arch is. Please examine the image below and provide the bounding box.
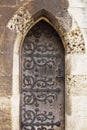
[7,6,86,54]
[7,1,86,130]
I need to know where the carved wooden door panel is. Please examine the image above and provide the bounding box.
[21,20,65,130]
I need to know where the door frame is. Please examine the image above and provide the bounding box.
[8,5,86,130]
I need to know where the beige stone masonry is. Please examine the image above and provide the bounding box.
[68,0,87,51]
[11,33,22,130]
[69,7,87,29]
[0,97,11,130]
[11,95,20,130]
[69,0,87,7]
[63,27,85,53]
[66,75,87,96]
[0,76,12,96]
[81,28,87,52]
[65,54,87,75]
[66,95,87,130]
[7,7,34,34]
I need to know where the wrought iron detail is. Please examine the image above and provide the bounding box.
[21,108,61,130]
[21,21,64,130]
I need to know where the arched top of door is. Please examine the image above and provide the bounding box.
[7,0,86,54]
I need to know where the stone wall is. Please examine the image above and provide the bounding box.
[0,1,16,130]
[69,0,87,50]
[0,0,87,130]
[67,1,87,130]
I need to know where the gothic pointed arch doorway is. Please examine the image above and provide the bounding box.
[20,20,65,130]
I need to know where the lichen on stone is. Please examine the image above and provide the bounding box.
[7,7,34,34]
[63,27,85,54]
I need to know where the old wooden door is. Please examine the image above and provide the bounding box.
[21,20,65,130]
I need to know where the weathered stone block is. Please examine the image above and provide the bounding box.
[11,95,20,130]
[17,0,69,9]
[65,54,87,75]
[0,53,12,76]
[0,0,16,6]
[63,27,85,53]
[81,28,87,51]
[0,97,11,130]
[7,7,34,34]
[66,75,87,96]
[16,0,27,6]
[66,95,87,130]
[0,27,17,53]
[0,7,16,26]
[69,0,87,7]
[0,76,12,96]
[69,7,87,28]
[0,27,4,39]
